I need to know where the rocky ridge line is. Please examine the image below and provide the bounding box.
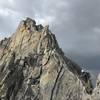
[0,17,99,100]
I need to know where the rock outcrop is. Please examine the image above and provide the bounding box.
[0,17,99,100]
[91,74,100,100]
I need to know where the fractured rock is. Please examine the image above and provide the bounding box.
[0,17,99,100]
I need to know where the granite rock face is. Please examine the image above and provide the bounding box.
[91,74,100,100]
[0,17,99,100]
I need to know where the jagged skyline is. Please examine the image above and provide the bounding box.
[0,0,100,78]
[0,18,98,100]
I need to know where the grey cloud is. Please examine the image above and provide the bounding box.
[0,0,100,78]
[66,52,100,83]
[50,0,100,56]
[0,14,14,37]
[66,52,100,70]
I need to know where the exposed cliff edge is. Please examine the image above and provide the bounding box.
[0,17,99,100]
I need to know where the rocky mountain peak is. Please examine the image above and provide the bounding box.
[17,17,46,35]
[9,18,44,51]
[0,18,99,100]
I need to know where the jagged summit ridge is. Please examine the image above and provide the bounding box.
[0,17,99,100]
[9,18,43,50]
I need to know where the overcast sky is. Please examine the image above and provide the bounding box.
[0,0,100,81]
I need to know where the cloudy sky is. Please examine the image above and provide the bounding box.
[0,0,100,82]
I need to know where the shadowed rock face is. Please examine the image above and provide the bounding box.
[0,38,10,59]
[0,17,99,100]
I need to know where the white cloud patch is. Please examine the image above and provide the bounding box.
[34,15,55,25]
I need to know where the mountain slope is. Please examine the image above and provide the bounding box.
[0,18,99,100]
